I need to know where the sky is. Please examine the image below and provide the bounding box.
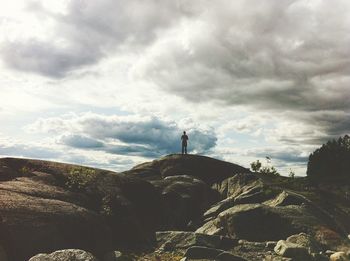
[0,0,349,175]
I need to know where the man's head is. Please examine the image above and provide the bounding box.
[183,131,186,134]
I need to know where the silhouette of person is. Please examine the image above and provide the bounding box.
[181,131,189,154]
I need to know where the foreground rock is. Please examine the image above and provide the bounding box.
[330,251,350,261]
[28,249,98,261]
[274,240,311,260]
[0,158,161,260]
[1,154,350,261]
[197,203,331,241]
[156,231,237,251]
[152,176,220,229]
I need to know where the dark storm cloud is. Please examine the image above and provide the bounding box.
[36,114,217,157]
[140,0,350,113]
[2,40,101,78]
[1,0,194,77]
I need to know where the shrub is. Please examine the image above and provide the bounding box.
[66,166,98,192]
[307,135,350,182]
[250,160,280,176]
[250,160,262,172]
[260,166,280,176]
[19,166,32,176]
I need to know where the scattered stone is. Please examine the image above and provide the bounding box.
[326,250,337,256]
[265,241,277,249]
[28,249,99,261]
[103,251,132,261]
[184,246,223,259]
[330,251,350,261]
[286,233,322,253]
[274,240,311,260]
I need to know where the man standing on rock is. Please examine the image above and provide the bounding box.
[181,131,189,155]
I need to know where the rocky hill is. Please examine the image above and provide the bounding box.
[0,155,349,261]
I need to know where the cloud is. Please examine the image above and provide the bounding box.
[0,0,194,77]
[0,139,62,159]
[136,0,350,112]
[250,147,309,164]
[0,135,139,171]
[1,40,101,78]
[60,134,104,149]
[28,113,217,157]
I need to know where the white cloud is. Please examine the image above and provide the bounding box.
[27,113,217,157]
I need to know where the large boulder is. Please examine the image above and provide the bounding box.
[152,175,220,229]
[28,249,98,261]
[0,158,162,261]
[197,203,334,241]
[274,240,311,260]
[211,173,267,199]
[265,191,307,207]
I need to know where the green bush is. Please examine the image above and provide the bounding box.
[19,166,32,176]
[260,166,280,176]
[307,135,350,182]
[250,160,280,176]
[66,166,98,191]
[251,160,262,172]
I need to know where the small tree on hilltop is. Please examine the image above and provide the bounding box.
[250,159,280,176]
[251,160,262,172]
[307,135,350,182]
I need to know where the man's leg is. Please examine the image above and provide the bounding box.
[185,145,187,154]
[182,145,184,154]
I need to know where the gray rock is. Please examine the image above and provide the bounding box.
[286,233,321,253]
[216,251,247,260]
[28,249,99,261]
[326,250,337,256]
[234,187,268,205]
[103,251,132,261]
[274,240,311,260]
[265,191,306,207]
[197,202,331,242]
[156,231,237,250]
[330,251,350,261]
[152,175,220,229]
[212,173,264,199]
[184,246,223,259]
[203,197,235,220]
[266,241,278,249]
